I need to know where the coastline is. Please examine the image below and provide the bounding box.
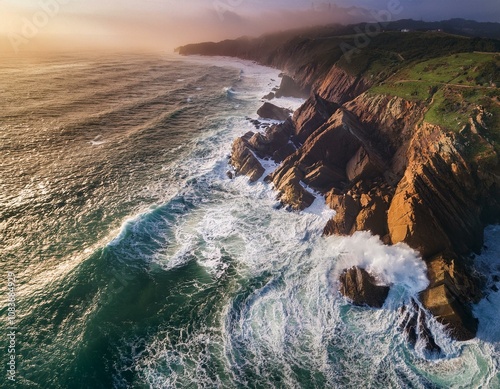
[178,34,500,344]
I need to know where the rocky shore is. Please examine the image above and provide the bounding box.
[179,31,500,342]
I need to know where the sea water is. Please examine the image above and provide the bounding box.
[1,52,499,388]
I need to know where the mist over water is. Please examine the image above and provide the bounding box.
[1,53,500,388]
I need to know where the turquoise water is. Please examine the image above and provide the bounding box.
[1,53,500,388]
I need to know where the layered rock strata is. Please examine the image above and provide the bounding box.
[180,31,500,343]
[230,88,499,340]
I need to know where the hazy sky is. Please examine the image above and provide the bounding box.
[1,0,499,54]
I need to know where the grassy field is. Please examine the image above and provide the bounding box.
[367,52,500,163]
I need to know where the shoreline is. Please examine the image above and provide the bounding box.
[178,35,500,343]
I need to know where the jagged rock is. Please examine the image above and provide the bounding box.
[181,33,500,345]
[316,65,372,104]
[388,124,484,258]
[346,146,380,182]
[272,164,315,210]
[257,102,293,121]
[387,176,451,258]
[354,198,389,238]
[273,142,296,163]
[247,122,293,160]
[303,162,346,192]
[247,132,273,159]
[230,134,265,182]
[323,182,392,237]
[323,192,360,235]
[269,110,365,210]
[345,94,426,162]
[292,94,340,144]
[297,110,367,170]
[399,300,442,355]
[419,254,482,341]
[249,119,262,129]
[339,267,390,308]
[420,284,477,341]
[262,92,275,100]
[275,75,309,99]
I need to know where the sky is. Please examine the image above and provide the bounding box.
[0,0,499,54]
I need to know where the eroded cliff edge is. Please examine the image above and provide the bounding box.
[179,31,500,340]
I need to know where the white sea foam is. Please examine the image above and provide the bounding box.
[112,56,500,388]
[332,232,430,296]
[271,96,307,111]
[474,225,500,343]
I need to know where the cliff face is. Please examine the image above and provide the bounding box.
[316,65,373,104]
[230,87,499,340]
[180,31,500,341]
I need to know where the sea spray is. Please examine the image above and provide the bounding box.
[333,232,430,297]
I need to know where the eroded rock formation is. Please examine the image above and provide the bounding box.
[257,102,292,121]
[230,132,265,182]
[275,74,310,99]
[180,30,500,343]
[229,85,499,340]
[399,299,442,355]
[339,266,390,308]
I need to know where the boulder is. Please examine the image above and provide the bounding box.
[262,92,275,100]
[339,266,390,308]
[257,102,293,121]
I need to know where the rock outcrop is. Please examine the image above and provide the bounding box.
[230,133,265,182]
[257,102,293,121]
[275,75,310,99]
[399,299,442,355]
[324,180,392,240]
[292,94,340,144]
[339,266,390,308]
[419,254,482,340]
[271,165,316,210]
[230,89,498,340]
[216,34,500,342]
[315,65,372,104]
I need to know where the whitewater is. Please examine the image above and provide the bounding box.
[0,53,499,388]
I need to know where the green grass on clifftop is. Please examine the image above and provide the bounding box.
[369,52,500,164]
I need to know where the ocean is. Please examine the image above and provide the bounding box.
[1,53,500,388]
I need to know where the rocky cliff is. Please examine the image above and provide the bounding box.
[180,30,500,341]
